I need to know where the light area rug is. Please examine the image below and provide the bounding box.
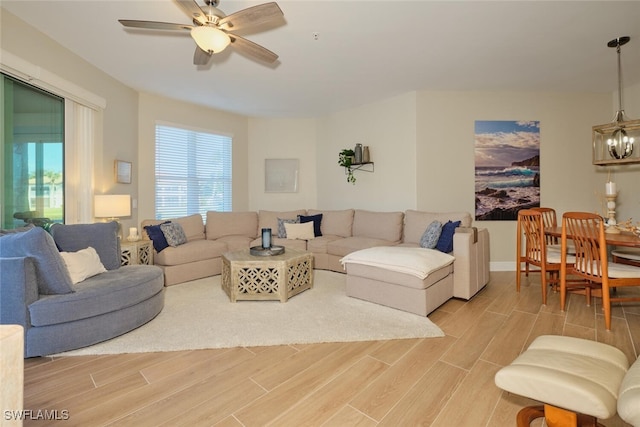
[59,270,444,356]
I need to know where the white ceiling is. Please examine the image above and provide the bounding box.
[3,1,640,118]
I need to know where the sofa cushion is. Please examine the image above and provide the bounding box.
[160,222,187,246]
[327,236,396,257]
[352,210,403,242]
[340,246,455,279]
[154,239,227,266]
[50,222,121,270]
[206,211,258,240]
[144,222,170,252]
[0,224,35,235]
[307,235,343,254]
[298,214,323,237]
[216,235,254,252]
[420,221,442,249]
[403,210,472,244]
[28,265,164,327]
[174,214,205,241]
[60,247,107,284]
[258,210,306,235]
[436,220,461,253]
[285,222,315,240]
[0,227,74,295]
[308,209,354,237]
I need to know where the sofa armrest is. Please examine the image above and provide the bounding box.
[0,257,39,329]
[452,228,490,299]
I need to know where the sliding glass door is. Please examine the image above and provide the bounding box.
[1,73,65,229]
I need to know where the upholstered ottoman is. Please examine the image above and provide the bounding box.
[495,335,640,427]
[340,247,455,316]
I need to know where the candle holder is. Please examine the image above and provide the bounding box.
[261,228,272,249]
[605,193,621,234]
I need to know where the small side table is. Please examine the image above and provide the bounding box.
[121,240,153,266]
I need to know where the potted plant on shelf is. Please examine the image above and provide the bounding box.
[338,149,356,184]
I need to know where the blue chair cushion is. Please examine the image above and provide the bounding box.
[0,227,74,295]
[50,222,121,270]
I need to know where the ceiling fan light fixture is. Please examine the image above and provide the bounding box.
[191,25,230,53]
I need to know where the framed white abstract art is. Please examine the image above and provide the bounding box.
[265,159,299,193]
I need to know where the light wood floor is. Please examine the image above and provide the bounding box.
[23,271,640,427]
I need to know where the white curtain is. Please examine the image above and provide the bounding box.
[64,100,95,224]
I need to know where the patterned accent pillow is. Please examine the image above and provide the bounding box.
[420,220,442,249]
[160,222,187,247]
[277,217,299,238]
[436,220,461,253]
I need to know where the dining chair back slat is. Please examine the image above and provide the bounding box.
[560,212,640,331]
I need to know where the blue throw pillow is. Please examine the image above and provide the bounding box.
[144,222,171,252]
[298,214,323,237]
[50,222,121,270]
[0,227,74,295]
[420,220,442,249]
[436,220,461,253]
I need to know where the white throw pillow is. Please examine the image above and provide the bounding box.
[284,221,315,240]
[59,246,107,284]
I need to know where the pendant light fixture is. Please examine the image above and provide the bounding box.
[592,36,640,165]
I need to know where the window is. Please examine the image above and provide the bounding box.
[1,73,65,228]
[155,124,232,220]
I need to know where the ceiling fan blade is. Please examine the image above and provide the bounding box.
[119,20,191,31]
[229,34,278,63]
[218,3,283,31]
[175,0,209,25]
[194,46,212,65]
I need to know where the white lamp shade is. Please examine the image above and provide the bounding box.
[191,26,230,53]
[94,194,131,218]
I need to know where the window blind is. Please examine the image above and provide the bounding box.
[155,124,232,220]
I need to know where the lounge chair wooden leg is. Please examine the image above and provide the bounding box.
[516,404,604,427]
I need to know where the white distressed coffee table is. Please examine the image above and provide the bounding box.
[221,248,314,302]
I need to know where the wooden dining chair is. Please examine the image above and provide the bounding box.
[532,207,558,245]
[560,212,640,330]
[517,210,569,305]
[517,208,555,282]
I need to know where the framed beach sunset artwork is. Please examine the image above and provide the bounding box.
[474,120,540,221]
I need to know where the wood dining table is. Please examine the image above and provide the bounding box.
[545,226,640,248]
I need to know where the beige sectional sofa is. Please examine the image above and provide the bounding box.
[141,209,490,307]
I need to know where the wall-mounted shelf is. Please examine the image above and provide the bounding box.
[346,162,374,173]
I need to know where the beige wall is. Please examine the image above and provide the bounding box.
[247,118,317,211]
[137,92,249,222]
[316,92,418,211]
[417,91,614,268]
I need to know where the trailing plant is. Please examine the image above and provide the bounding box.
[338,149,356,184]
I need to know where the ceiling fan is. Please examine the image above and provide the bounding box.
[119,0,283,65]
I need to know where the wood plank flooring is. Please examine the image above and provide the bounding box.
[23,271,640,426]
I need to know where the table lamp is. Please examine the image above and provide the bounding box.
[94,194,131,238]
